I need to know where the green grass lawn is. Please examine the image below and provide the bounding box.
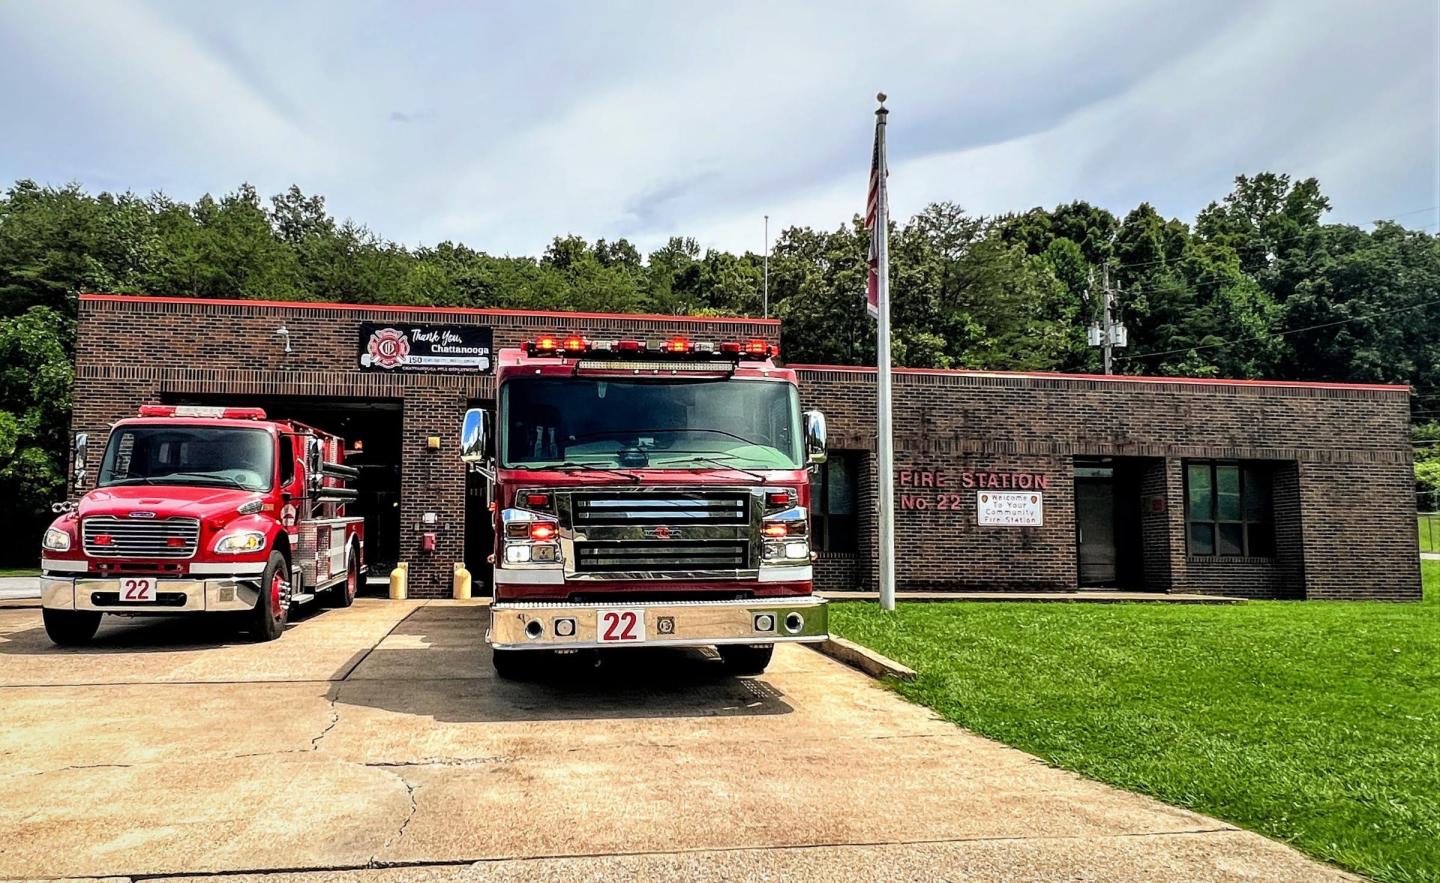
[831,566,1440,883]
[0,567,39,578]
[1420,515,1440,553]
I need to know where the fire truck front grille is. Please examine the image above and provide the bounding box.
[573,540,750,573]
[82,516,201,559]
[571,492,749,526]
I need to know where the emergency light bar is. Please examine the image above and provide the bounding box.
[523,335,778,360]
[137,405,268,420]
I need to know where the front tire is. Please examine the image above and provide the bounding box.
[718,643,773,675]
[43,609,102,646]
[492,649,532,679]
[249,551,291,642]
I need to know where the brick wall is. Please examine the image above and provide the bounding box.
[799,366,1419,601]
[71,295,1420,601]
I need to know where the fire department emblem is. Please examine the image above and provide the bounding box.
[363,328,411,369]
[645,526,681,540]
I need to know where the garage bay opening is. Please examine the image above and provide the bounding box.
[164,395,402,590]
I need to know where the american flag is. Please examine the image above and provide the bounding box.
[865,105,888,319]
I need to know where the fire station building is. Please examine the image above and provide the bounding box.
[73,294,1421,601]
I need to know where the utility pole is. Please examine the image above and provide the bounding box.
[763,214,770,318]
[1087,265,1127,374]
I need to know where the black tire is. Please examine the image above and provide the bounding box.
[326,549,359,608]
[42,608,102,646]
[249,550,290,642]
[718,643,773,675]
[492,649,532,679]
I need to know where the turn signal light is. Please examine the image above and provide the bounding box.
[529,523,557,541]
[766,491,791,507]
[762,523,789,538]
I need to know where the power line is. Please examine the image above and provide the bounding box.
[1065,217,1440,308]
[1054,208,1440,279]
[1125,296,1440,361]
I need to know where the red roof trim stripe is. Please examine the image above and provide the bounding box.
[78,293,780,327]
[788,363,1411,393]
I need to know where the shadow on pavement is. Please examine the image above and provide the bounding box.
[331,603,796,722]
[0,601,335,655]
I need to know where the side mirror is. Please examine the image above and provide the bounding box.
[306,436,324,489]
[804,410,827,465]
[72,432,89,490]
[460,408,491,463]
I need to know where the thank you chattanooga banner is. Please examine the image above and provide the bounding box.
[358,323,493,373]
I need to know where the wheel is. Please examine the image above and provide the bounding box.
[42,609,102,646]
[326,550,359,608]
[492,649,533,679]
[249,551,291,642]
[718,643,773,675]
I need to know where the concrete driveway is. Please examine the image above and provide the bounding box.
[0,599,1348,882]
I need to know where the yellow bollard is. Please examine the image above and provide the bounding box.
[388,562,408,600]
[453,562,472,600]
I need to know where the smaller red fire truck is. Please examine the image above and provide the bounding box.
[39,406,364,644]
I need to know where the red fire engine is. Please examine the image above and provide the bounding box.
[39,406,364,644]
[461,333,829,677]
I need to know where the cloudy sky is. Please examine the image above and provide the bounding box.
[1,0,1436,256]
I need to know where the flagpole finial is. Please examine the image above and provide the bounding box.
[875,92,889,118]
[876,92,887,105]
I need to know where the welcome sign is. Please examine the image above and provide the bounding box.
[358,323,493,373]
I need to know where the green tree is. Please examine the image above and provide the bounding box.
[0,306,73,562]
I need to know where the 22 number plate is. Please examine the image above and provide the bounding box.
[120,578,155,602]
[597,608,646,643]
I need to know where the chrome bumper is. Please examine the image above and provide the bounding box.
[488,596,828,651]
[40,576,262,613]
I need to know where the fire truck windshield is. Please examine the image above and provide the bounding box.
[97,425,275,491]
[501,378,803,470]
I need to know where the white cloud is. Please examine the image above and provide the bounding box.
[0,0,1433,254]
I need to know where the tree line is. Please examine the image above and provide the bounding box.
[1,173,1438,560]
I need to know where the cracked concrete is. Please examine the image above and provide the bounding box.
[377,768,420,857]
[0,599,1355,881]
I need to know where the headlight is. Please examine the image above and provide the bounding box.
[214,530,266,554]
[43,527,71,552]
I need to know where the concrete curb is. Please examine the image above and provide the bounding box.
[811,636,917,682]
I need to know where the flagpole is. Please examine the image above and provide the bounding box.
[874,93,896,612]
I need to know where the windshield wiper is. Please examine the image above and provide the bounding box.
[570,427,767,447]
[511,462,641,483]
[648,452,768,482]
[153,472,251,489]
[102,476,158,486]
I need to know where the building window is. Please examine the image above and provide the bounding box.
[1185,461,1275,557]
[810,452,858,553]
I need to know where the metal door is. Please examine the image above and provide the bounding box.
[1076,479,1117,585]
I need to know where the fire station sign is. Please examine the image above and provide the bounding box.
[358,323,493,373]
[977,491,1044,526]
